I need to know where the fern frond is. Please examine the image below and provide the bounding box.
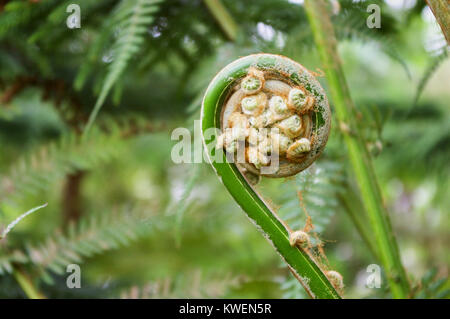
[278,161,344,233]
[413,48,449,108]
[0,250,27,275]
[27,0,113,45]
[0,126,125,206]
[280,275,308,299]
[277,161,344,297]
[413,268,450,299]
[1,203,47,239]
[170,164,201,247]
[0,112,167,206]
[332,12,411,79]
[119,270,246,298]
[20,206,157,281]
[0,0,59,39]
[84,0,164,134]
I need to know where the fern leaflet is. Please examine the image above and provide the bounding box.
[84,0,164,134]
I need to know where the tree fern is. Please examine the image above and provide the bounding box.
[84,0,164,134]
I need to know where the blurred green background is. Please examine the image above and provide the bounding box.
[0,0,448,298]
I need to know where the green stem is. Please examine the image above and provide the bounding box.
[201,54,341,299]
[203,0,239,41]
[304,0,410,298]
[338,191,379,260]
[426,0,450,45]
[13,268,45,299]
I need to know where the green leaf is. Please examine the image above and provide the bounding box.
[84,0,164,135]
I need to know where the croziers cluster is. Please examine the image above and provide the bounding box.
[216,67,316,173]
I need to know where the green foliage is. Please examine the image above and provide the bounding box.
[171,164,201,247]
[0,0,447,299]
[278,161,343,233]
[0,0,60,39]
[413,269,450,299]
[84,0,165,132]
[1,204,47,240]
[0,125,125,206]
[332,11,411,79]
[119,271,246,298]
[0,205,157,281]
[413,48,449,108]
[201,54,341,298]
[304,0,410,298]
[276,161,344,297]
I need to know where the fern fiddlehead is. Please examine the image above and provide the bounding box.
[201,54,341,299]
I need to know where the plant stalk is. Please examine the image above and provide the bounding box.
[304,0,410,298]
[426,0,450,45]
[13,268,46,299]
[338,191,379,260]
[203,0,238,41]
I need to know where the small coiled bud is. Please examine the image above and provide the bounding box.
[289,230,310,248]
[288,88,306,111]
[225,139,237,153]
[257,135,272,155]
[228,112,249,140]
[287,137,311,160]
[288,88,314,114]
[228,112,249,129]
[276,114,302,138]
[270,132,291,155]
[326,270,344,290]
[269,95,289,116]
[246,146,270,169]
[241,77,261,94]
[241,96,258,114]
[241,68,264,94]
[250,110,276,128]
[216,130,239,153]
[241,92,267,116]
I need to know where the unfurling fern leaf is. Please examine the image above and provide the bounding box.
[84,0,164,133]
